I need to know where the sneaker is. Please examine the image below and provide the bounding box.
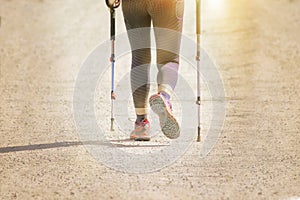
[130,119,151,141]
[149,93,180,139]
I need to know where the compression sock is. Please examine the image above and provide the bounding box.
[136,114,147,123]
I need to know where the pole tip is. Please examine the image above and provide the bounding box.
[197,126,201,142]
[110,118,115,131]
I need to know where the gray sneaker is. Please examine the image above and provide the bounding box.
[149,93,180,139]
[130,119,151,141]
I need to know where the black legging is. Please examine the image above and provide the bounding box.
[122,0,184,115]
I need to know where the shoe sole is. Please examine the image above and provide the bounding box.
[130,135,151,141]
[134,137,151,141]
[149,95,180,139]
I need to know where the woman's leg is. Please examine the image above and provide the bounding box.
[122,0,152,120]
[148,0,184,97]
[147,0,184,139]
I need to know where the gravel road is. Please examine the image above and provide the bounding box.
[0,0,300,199]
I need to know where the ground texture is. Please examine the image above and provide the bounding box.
[0,0,300,199]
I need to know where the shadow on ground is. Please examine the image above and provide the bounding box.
[0,140,169,154]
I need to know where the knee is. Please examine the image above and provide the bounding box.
[132,48,151,67]
[157,50,179,66]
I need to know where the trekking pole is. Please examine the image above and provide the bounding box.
[196,0,201,142]
[106,0,120,131]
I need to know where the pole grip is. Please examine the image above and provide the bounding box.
[196,0,201,35]
[110,9,115,40]
[196,0,201,53]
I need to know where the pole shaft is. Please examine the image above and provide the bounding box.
[111,40,115,91]
[110,8,116,131]
[196,0,201,142]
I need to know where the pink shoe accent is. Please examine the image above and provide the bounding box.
[130,119,151,141]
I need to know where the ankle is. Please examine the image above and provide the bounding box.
[136,114,147,123]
